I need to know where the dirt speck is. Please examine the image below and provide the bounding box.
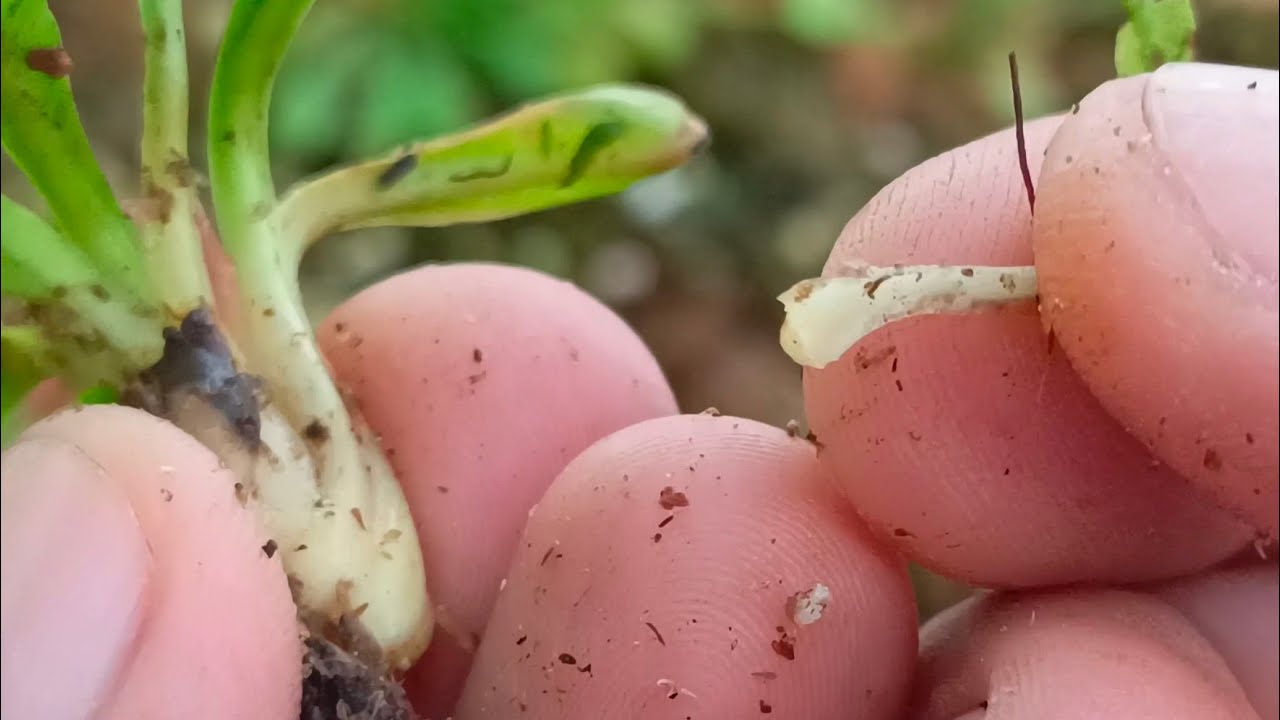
[645,621,666,646]
[1247,81,1258,90]
[472,348,483,363]
[350,508,367,530]
[653,533,662,542]
[751,671,777,680]
[1246,433,1256,445]
[26,47,73,77]
[468,371,487,385]
[893,528,916,538]
[658,515,675,528]
[262,539,278,558]
[759,700,773,714]
[300,633,415,719]
[785,419,801,437]
[160,488,173,502]
[1202,448,1223,471]
[234,482,249,507]
[787,583,831,625]
[516,635,527,645]
[771,630,796,660]
[793,281,815,302]
[659,486,689,510]
[558,652,577,665]
[436,485,450,494]
[700,406,722,416]
[304,419,330,444]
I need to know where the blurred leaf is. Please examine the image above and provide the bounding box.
[348,39,481,156]
[1115,0,1197,77]
[611,0,704,71]
[271,26,380,158]
[780,0,896,47]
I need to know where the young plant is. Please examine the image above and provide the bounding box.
[777,0,1197,369]
[1,0,707,700]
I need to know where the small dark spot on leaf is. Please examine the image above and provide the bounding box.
[262,539,278,558]
[262,307,275,317]
[90,284,110,300]
[376,154,418,189]
[26,47,73,78]
[295,544,308,551]
[562,120,626,187]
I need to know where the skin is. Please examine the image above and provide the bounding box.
[2,63,1276,719]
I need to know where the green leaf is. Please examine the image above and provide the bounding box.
[1,194,101,300]
[1,0,151,293]
[780,0,896,48]
[273,84,709,264]
[1116,0,1197,77]
[1,325,52,446]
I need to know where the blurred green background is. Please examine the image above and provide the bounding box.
[7,0,1278,617]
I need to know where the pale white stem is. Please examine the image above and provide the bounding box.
[778,263,1039,368]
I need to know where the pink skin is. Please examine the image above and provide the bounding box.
[314,263,679,717]
[802,107,1253,589]
[1,63,1275,718]
[452,415,917,719]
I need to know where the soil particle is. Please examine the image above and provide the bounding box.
[771,628,796,660]
[300,634,417,720]
[351,508,367,530]
[785,420,801,437]
[558,653,577,665]
[645,621,666,646]
[658,486,689,510]
[304,420,331,444]
[759,700,773,713]
[160,488,173,502]
[26,47,73,77]
[1202,448,1223,471]
[123,307,263,448]
[658,515,675,528]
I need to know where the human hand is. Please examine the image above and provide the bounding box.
[2,62,1275,719]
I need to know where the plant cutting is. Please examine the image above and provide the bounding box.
[776,0,1198,369]
[1,0,707,707]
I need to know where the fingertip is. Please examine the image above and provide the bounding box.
[457,415,917,719]
[914,589,1261,720]
[1034,64,1279,536]
[18,406,301,719]
[804,117,1250,588]
[1,437,151,719]
[316,262,679,715]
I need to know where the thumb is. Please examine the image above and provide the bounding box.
[1034,62,1278,538]
[1,406,301,719]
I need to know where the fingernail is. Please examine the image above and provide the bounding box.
[1146,63,1279,280]
[1,438,151,718]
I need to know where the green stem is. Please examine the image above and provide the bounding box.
[137,0,212,316]
[2,195,166,386]
[0,0,151,295]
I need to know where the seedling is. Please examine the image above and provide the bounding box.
[777,0,1197,369]
[1,0,707,706]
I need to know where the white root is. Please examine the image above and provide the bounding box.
[778,263,1039,368]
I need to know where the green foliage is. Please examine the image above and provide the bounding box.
[1116,0,1197,76]
[1,0,150,293]
[780,0,899,48]
[0,327,50,446]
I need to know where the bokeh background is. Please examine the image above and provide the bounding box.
[7,0,1278,617]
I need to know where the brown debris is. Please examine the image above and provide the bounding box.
[645,621,666,646]
[558,652,577,665]
[300,635,417,720]
[26,47,73,78]
[771,628,796,660]
[351,508,367,531]
[262,539,278,558]
[658,486,689,510]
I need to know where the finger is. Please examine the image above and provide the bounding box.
[912,588,1260,720]
[6,406,301,719]
[455,415,917,720]
[316,262,678,715]
[1154,564,1278,719]
[1034,63,1279,537]
[802,116,1251,587]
